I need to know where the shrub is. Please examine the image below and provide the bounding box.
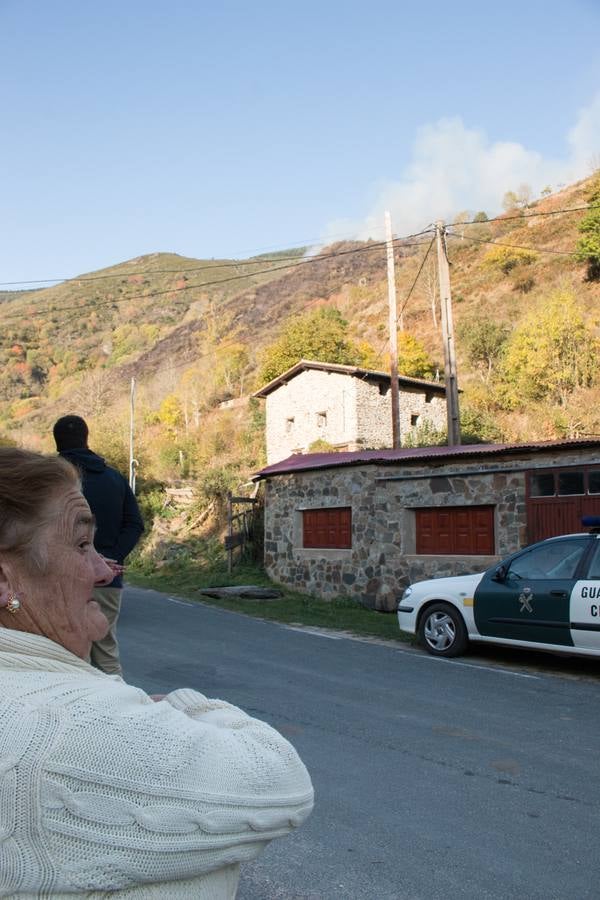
[459,406,503,443]
[308,438,337,453]
[513,275,535,294]
[483,246,537,275]
[196,465,239,505]
[402,419,447,448]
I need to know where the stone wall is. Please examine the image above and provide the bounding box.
[354,379,446,447]
[262,448,600,611]
[265,370,358,463]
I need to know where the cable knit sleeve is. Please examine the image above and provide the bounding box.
[34,681,314,895]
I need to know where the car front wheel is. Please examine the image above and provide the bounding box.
[418,602,468,657]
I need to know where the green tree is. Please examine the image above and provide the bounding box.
[258,307,359,383]
[575,178,600,280]
[473,211,488,222]
[397,332,435,379]
[497,290,599,407]
[458,319,509,381]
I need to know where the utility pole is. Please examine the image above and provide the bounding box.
[129,376,137,493]
[435,222,461,445]
[385,211,401,449]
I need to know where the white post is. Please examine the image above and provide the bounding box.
[435,223,461,445]
[129,376,137,492]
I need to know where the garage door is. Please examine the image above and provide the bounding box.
[527,467,600,542]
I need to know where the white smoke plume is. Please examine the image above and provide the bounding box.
[319,92,600,246]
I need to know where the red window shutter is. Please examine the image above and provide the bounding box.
[435,511,453,554]
[303,508,352,549]
[416,506,494,555]
[473,508,495,554]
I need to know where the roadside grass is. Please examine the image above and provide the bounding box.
[127,559,411,644]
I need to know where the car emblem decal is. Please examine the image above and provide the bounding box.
[518,588,533,613]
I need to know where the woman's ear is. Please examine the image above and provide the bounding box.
[0,561,14,608]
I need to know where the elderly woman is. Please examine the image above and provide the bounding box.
[0,448,313,898]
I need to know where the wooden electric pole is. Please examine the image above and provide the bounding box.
[385,211,401,449]
[435,222,461,445]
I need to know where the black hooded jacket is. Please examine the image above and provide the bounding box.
[59,448,144,587]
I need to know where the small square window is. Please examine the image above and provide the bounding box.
[589,471,600,494]
[530,473,555,497]
[316,412,327,428]
[285,417,294,433]
[410,414,420,427]
[558,471,584,496]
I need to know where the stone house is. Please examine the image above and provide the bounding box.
[252,359,447,464]
[252,439,600,611]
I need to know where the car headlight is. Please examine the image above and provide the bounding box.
[401,586,413,600]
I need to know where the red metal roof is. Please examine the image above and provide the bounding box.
[253,439,600,480]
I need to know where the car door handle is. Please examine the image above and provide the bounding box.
[550,590,568,598]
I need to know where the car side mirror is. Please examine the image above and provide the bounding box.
[492,564,507,582]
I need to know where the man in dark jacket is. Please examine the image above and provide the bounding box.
[53,415,144,676]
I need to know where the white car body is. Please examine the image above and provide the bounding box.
[398,572,483,640]
[397,533,600,658]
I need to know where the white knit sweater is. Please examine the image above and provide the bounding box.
[0,630,313,898]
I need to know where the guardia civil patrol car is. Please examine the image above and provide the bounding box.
[397,531,600,658]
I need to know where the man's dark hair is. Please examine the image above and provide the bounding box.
[53,415,89,451]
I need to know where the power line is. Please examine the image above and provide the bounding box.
[0,229,402,289]
[0,230,431,293]
[398,235,436,321]
[2,199,595,288]
[446,203,600,229]
[370,235,437,365]
[1,210,580,329]
[0,248,359,287]
[447,232,574,256]
[0,233,432,324]
[2,196,591,332]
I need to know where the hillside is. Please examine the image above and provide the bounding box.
[1,174,599,480]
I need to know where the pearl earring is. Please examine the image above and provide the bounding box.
[6,594,21,614]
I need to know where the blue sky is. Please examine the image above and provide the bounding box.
[1,0,599,284]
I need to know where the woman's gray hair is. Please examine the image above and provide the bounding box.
[0,448,81,572]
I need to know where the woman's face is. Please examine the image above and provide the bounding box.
[8,489,114,658]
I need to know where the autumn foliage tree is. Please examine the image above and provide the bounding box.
[258,307,362,383]
[397,332,436,379]
[496,290,599,407]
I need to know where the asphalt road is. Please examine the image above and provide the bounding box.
[120,586,600,900]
